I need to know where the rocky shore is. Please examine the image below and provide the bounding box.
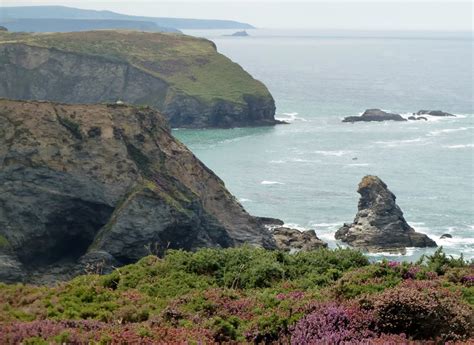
[343,108,455,122]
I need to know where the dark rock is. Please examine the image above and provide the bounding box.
[343,109,407,123]
[440,234,453,239]
[416,110,455,117]
[256,217,285,226]
[0,26,7,32]
[0,99,276,283]
[228,30,249,37]
[335,175,437,253]
[273,227,327,252]
[408,116,428,121]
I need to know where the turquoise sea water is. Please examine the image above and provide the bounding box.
[176,29,474,261]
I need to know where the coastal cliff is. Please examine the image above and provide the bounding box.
[0,31,278,128]
[0,99,275,283]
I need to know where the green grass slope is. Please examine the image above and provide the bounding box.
[0,30,269,106]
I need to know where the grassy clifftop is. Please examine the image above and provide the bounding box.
[0,30,269,105]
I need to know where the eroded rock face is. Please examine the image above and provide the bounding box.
[0,99,275,283]
[343,109,407,123]
[335,176,436,253]
[273,227,327,252]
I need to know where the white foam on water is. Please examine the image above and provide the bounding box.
[428,127,471,136]
[276,112,308,123]
[291,158,323,163]
[313,150,353,157]
[238,198,252,203]
[269,160,286,164]
[261,180,285,185]
[444,144,474,149]
[365,247,417,257]
[374,137,427,147]
[344,163,370,167]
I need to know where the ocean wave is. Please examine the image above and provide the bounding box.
[374,137,426,147]
[344,163,370,167]
[428,127,471,136]
[238,198,252,203]
[291,158,323,163]
[444,143,474,149]
[400,113,467,122]
[261,180,285,185]
[275,112,308,123]
[313,150,353,157]
[269,160,286,164]
[365,247,417,257]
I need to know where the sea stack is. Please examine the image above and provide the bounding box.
[335,175,437,253]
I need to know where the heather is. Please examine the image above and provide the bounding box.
[0,247,472,344]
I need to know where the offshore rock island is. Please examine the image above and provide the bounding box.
[336,175,437,253]
[0,30,279,128]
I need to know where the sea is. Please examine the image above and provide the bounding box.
[175,29,474,261]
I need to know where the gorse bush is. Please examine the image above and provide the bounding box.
[0,246,472,343]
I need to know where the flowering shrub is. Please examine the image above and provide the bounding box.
[371,280,473,341]
[289,302,377,343]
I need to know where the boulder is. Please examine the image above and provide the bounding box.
[335,176,437,253]
[273,227,327,252]
[343,109,407,123]
[416,110,455,117]
[0,99,276,284]
[0,26,7,32]
[440,234,453,239]
[408,116,428,121]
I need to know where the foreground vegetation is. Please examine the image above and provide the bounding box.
[0,247,472,344]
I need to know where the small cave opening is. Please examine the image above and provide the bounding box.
[17,201,114,269]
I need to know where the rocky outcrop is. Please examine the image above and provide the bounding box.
[408,116,428,121]
[335,176,437,253]
[273,227,327,252]
[229,30,249,37]
[0,99,276,283]
[416,110,455,117]
[440,234,453,239]
[0,26,7,32]
[343,109,407,123]
[0,31,279,128]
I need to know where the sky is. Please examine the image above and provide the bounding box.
[0,1,472,31]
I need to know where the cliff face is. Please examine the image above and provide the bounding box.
[0,99,275,283]
[0,31,278,128]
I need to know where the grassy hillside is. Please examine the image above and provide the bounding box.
[0,247,472,343]
[0,30,269,106]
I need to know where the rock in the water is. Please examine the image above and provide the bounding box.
[257,217,285,227]
[343,109,407,123]
[335,176,437,253]
[408,116,428,121]
[440,234,453,239]
[0,26,7,32]
[229,30,249,37]
[273,227,327,252]
[0,99,276,283]
[416,110,455,117]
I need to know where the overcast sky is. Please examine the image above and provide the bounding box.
[1,1,472,31]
